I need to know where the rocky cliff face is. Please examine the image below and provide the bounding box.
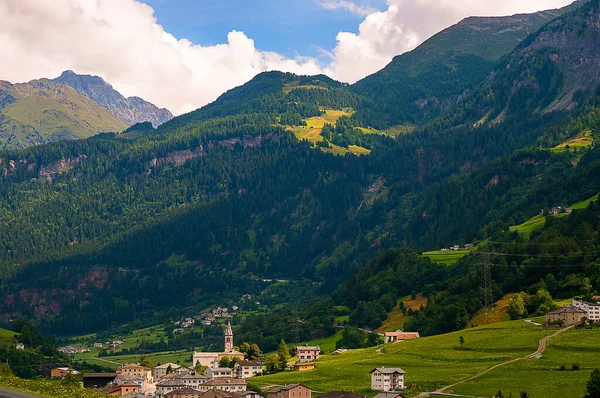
[473,0,600,123]
[54,70,173,127]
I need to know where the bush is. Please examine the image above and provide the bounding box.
[573,363,581,371]
[559,365,566,371]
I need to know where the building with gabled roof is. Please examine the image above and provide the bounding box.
[296,346,320,363]
[267,384,311,398]
[545,304,587,327]
[383,330,420,344]
[370,368,406,392]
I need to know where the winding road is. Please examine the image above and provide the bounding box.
[417,325,573,397]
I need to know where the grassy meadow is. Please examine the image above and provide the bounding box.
[0,365,107,398]
[290,109,371,156]
[377,294,427,333]
[253,320,557,397]
[422,249,472,265]
[510,192,600,233]
[549,130,594,153]
[0,328,17,347]
[453,328,600,398]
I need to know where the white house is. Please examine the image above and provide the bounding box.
[572,299,600,322]
[205,367,233,379]
[370,368,406,392]
[234,361,263,378]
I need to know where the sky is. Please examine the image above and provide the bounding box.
[0,0,576,115]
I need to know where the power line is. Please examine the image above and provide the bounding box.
[478,251,599,258]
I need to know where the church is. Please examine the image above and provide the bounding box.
[193,321,245,368]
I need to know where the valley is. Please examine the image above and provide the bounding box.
[1,0,600,397]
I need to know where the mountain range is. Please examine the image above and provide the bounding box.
[0,71,173,150]
[0,0,599,344]
[53,71,173,128]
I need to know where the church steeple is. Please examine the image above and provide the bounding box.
[224,320,234,352]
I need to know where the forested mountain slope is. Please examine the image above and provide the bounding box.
[1,2,600,338]
[350,2,582,128]
[0,79,126,150]
[436,0,600,130]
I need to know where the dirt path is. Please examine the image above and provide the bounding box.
[417,326,573,397]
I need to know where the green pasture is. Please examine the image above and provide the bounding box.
[422,249,472,265]
[253,320,553,396]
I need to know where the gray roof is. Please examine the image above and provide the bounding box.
[371,367,406,375]
[548,304,586,315]
[373,393,406,398]
[297,345,320,351]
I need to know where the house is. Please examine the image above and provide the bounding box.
[114,374,147,393]
[234,360,263,378]
[175,373,208,388]
[50,367,79,378]
[292,363,316,372]
[94,343,104,349]
[198,378,247,392]
[319,392,367,398]
[165,388,203,398]
[156,380,187,398]
[372,393,407,398]
[15,343,24,350]
[234,391,263,398]
[267,384,311,398]
[123,392,146,398]
[370,368,406,392]
[205,367,233,379]
[545,304,587,327]
[154,363,182,379]
[123,392,145,398]
[296,346,320,363]
[572,299,600,322]
[83,373,117,389]
[383,331,420,344]
[116,363,152,382]
[193,321,245,368]
[106,383,141,396]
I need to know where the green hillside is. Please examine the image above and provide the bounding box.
[510,191,599,233]
[0,79,126,149]
[254,320,595,397]
[0,328,17,347]
[350,6,572,128]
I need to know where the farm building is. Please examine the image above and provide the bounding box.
[544,305,587,327]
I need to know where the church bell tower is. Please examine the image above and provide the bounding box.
[224,320,234,352]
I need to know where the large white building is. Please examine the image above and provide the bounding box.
[572,299,600,322]
[370,368,406,392]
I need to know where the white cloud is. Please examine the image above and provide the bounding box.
[0,0,577,115]
[318,1,377,17]
[0,0,322,115]
[325,0,576,83]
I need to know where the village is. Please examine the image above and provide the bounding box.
[45,319,429,398]
[42,295,600,398]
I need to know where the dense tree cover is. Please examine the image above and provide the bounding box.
[0,320,67,379]
[335,327,382,349]
[2,7,600,342]
[333,198,600,336]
